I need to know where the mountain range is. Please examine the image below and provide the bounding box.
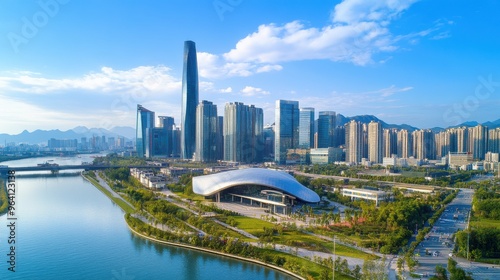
[0,126,136,145]
[1,116,499,145]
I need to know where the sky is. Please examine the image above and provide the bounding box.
[1,0,499,135]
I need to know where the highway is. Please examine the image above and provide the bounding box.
[408,188,499,279]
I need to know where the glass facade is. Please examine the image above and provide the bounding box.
[195,100,218,162]
[136,105,154,158]
[299,107,314,149]
[317,111,336,148]
[275,100,299,164]
[181,40,199,160]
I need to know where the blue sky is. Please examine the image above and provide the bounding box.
[1,0,499,135]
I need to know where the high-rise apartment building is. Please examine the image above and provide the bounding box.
[488,128,500,153]
[275,100,299,164]
[412,129,435,160]
[470,124,488,160]
[397,129,412,158]
[368,121,383,163]
[224,102,263,163]
[136,104,155,158]
[317,111,336,148]
[181,40,199,160]
[299,107,315,149]
[195,101,218,162]
[346,120,365,164]
[383,128,398,158]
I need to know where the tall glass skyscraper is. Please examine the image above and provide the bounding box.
[136,105,155,158]
[181,40,199,160]
[317,111,336,148]
[195,100,218,162]
[275,100,299,164]
[299,108,314,149]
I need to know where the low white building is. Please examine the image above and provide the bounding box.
[342,187,389,206]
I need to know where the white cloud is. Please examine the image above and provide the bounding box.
[240,86,270,97]
[219,87,232,93]
[0,65,181,94]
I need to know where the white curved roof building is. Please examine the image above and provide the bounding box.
[192,168,320,203]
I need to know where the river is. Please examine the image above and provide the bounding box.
[0,155,291,279]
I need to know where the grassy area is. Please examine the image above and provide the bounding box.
[0,179,8,215]
[401,171,426,178]
[82,172,136,214]
[232,216,275,235]
[471,218,500,229]
[228,216,377,260]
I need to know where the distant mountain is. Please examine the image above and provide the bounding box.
[110,126,136,139]
[0,126,135,145]
[336,114,419,131]
[449,118,500,129]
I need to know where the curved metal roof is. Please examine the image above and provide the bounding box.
[192,168,320,203]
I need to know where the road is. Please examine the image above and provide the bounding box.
[408,188,500,279]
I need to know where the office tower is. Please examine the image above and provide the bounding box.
[108,137,115,150]
[275,100,299,164]
[263,124,275,160]
[181,40,199,160]
[217,116,224,160]
[345,120,364,164]
[224,102,263,163]
[334,126,345,147]
[299,107,315,149]
[81,137,88,151]
[149,116,174,157]
[317,111,336,148]
[470,124,488,160]
[172,127,181,158]
[412,129,435,160]
[195,101,218,162]
[136,104,155,158]
[383,128,398,158]
[368,121,383,163]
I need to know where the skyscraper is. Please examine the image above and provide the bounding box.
[275,100,299,164]
[345,120,365,164]
[157,116,174,157]
[299,107,315,149]
[412,129,435,160]
[383,128,398,158]
[470,124,488,160]
[317,111,336,148]
[223,102,263,163]
[181,40,199,160]
[397,129,412,158]
[368,121,383,163]
[195,100,218,162]
[136,104,155,158]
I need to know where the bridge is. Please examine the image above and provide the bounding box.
[0,164,160,177]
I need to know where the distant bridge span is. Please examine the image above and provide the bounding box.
[0,164,160,176]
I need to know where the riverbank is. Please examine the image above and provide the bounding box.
[125,216,305,280]
[81,171,136,214]
[0,179,8,215]
[84,171,352,279]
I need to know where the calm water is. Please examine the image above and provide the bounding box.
[0,156,291,279]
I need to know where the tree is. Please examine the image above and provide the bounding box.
[430,265,447,280]
[361,257,388,280]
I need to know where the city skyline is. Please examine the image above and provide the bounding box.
[1,0,500,134]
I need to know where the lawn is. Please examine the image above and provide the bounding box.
[230,216,377,260]
[471,218,500,229]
